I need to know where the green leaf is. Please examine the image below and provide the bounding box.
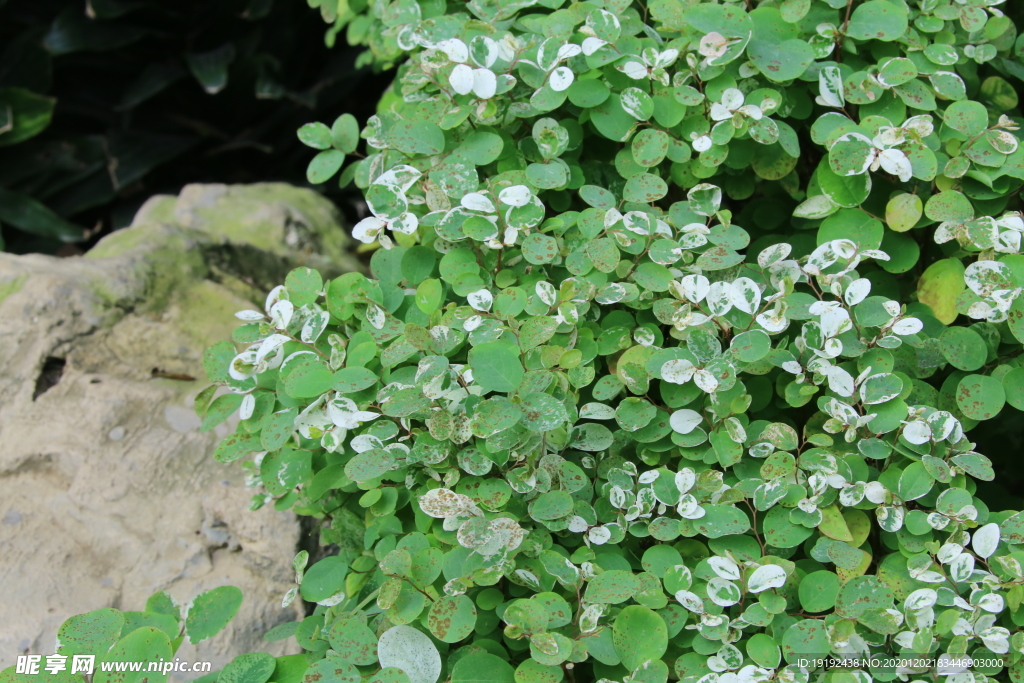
[0,187,83,241]
[415,279,444,314]
[185,44,236,94]
[764,505,814,547]
[633,262,673,292]
[780,619,829,664]
[469,342,524,393]
[943,100,989,136]
[521,232,559,263]
[120,611,179,641]
[298,122,332,150]
[745,633,781,669]
[845,1,908,42]
[328,618,379,666]
[214,429,262,463]
[530,490,574,521]
[451,653,514,683]
[818,209,883,249]
[879,58,917,86]
[592,94,638,142]
[956,374,1005,420]
[0,87,55,147]
[623,173,668,203]
[520,392,567,430]
[612,606,668,671]
[797,571,840,612]
[818,162,870,208]
[389,120,445,156]
[371,669,412,683]
[817,505,854,542]
[185,586,243,644]
[460,131,504,165]
[631,129,671,167]
[402,247,437,283]
[261,408,298,450]
[514,660,563,683]
[696,246,744,270]
[283,356,337,398]
[504,600,550,633]
[693,504,751,538]
[95,628,173,683]
[616,397,657,431]
[334,367,379,393]
[302,657,361,683]
[1003,366,1024,410]
[621,88,654,120]
[57,608,125,656]
[897,462,934,501]
[218,653,276,683]
[731,330,771,362]
[202,340,236,384]
[285,267,324,306]
[427,595,477,643]
[834,576,893,618]
[748,39,814,83]
[951,452,994,480]
[585,570,640,604]
[567,79,611,108]
[332,114,360,153]
[925,190,974,222]
[585,238,620,273]
[347,448,398,481]
[307,149,346,184]
[145,592,179,620]
[860,373,903,405]
[940,326,988,371]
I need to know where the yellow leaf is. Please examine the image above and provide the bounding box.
[818,504,854,542]
[885,193,923,232]
[917,258,965,324]
[836,550,872,581]
[844,509,872,547]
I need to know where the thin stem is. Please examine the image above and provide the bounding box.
[835,0,855,61]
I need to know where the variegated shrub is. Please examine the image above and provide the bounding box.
[195,3,1024,683]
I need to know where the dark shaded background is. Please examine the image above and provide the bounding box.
[0,0,390,253]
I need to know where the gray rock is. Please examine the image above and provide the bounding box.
[0,184,360,673]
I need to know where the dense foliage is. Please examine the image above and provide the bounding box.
[0,0,376,253]
[191,0,1024,682]
[12,2,1024,683]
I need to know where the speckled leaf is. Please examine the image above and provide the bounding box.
[956,374,1005,420]
[377,626,441,683]
[612,606,667,671]
[217,653,276,683]
[427,595,476,643]
[329,617,380,665]
[57,608,125,656]
[845,1,908,42]
[585,570,640,604]
[185,586,243,644]
[925,190,974,222]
